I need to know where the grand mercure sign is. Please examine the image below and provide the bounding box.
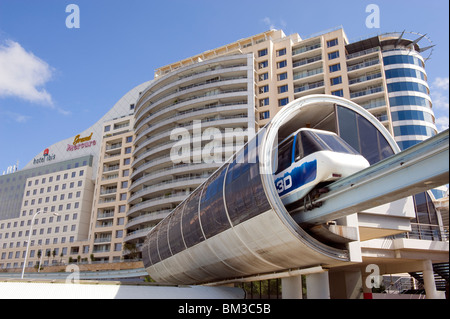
[67,132,97,151]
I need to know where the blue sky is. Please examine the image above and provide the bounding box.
[0,0,448,172]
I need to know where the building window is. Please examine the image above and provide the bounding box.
[258,60,268,69]
[277,48,286,56]
[278,98,289,107]
[387,81,429,95]
[278,84,288,94]
[104,125,111,132]
[327,38,338,48]
[278,72,288,81]
[277,60,287,69]
[259,111,270,120]
[259,98,269,107]
[259,85,269,94]
[329,63,341,73]
[126,136,133,143]
[328,51,340,60]
[330,76,342,86]
[332,89,344,97]
[258,48,268,57]
[259,72,269,81]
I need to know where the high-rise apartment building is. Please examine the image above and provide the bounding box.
[154,28,436,149]
[126,28,440,256]
[88,115,134,262]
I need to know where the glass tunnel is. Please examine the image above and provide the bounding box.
[142,94,400,285]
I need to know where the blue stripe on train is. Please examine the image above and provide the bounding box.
[274,159,317,197]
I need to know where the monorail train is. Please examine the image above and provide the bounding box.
[273,128,370,207]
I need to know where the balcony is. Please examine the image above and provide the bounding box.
[293,67,324,84]
[349,72,382,86]
[294,80,325,94]
[292,42,321,57]
[346,46,380,60]
[292,55,322,69]
[100,188,117,196]
[347,58,380,74]
[94,236,112,244]
[350,85,384,99]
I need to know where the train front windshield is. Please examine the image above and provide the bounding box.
[275,130,360,174]
[299,130,359,159]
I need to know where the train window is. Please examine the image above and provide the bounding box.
[315,132,358,155]
[300,131,325,158]
[275,138,293,174]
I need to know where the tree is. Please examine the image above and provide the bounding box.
[124,242,139,260]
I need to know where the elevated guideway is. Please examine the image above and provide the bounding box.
[292,129,449,226]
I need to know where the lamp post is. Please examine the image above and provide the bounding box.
[21,210,59,279]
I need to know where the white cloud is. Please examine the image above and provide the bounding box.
[0,40,54,105]
[435,116,449,131]
[431,90,449,111]
[262,17,287,31]
[430,76,449,111]
[1,111,31,123]
[262,17,276,30]
[432,77,449,91]
[430,76,449,132]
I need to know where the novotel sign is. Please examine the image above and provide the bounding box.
[67,132,97,151]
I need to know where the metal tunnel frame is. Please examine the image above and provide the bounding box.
[142,95,400,285]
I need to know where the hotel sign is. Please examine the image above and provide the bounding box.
[33,148,56,165]
[67,132,97,151]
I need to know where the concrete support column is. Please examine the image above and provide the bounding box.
[281,275,303,299]
[329,270,364,299]
[422,259,438,299]
[306,271,330,299]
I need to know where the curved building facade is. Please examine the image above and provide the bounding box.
[127,54,256,252]
[379,33,437,150]
[141,95,401,285]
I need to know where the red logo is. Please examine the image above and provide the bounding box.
[43,148,49,156]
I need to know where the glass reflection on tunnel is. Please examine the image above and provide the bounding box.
[144,132,271,269]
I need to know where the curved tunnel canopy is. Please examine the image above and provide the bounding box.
[142,94,399,285]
